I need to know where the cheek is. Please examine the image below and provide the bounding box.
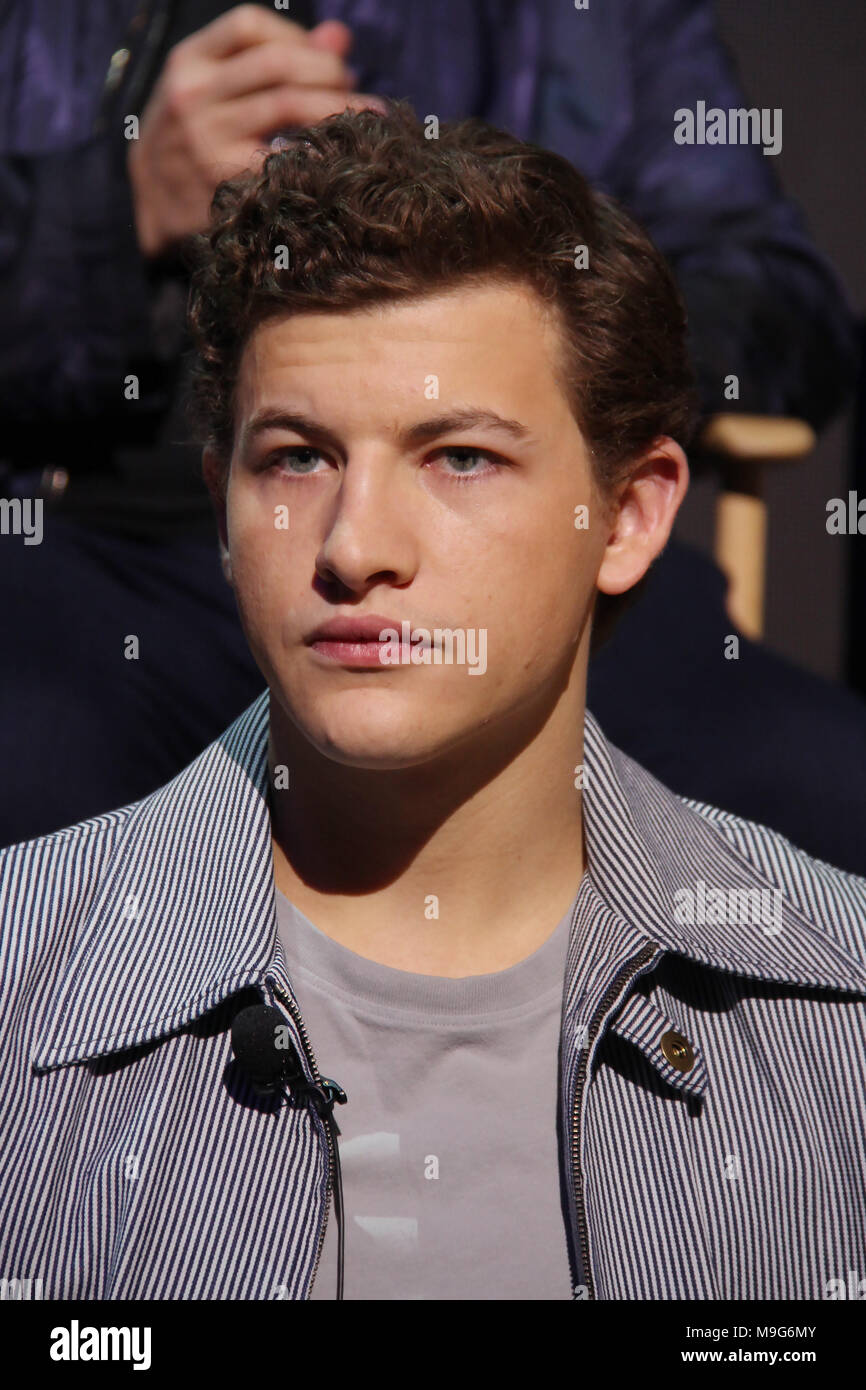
[485,506,596,619]
[229,494,293,575]
[227,519,288,631]
[463,553,589,691]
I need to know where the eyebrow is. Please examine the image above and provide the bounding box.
[239,407,534,454]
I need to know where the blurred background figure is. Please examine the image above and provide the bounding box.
[1,0,864,869]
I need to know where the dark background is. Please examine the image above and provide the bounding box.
[674,0,865,685]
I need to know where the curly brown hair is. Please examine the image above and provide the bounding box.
[185,99,699,646]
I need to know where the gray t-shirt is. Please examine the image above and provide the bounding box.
[275,886,577,1300]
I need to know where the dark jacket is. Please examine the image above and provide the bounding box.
[0,0,858,537]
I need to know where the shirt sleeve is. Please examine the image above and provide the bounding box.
[613,0,858,430]
[0,129,184,441]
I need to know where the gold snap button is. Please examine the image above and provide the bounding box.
[660,1029,695,1073]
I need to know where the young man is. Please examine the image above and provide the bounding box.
[1,103,864,1302]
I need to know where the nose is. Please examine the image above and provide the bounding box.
[314,451,419,595]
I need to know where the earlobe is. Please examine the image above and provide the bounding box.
[218,537,233,587]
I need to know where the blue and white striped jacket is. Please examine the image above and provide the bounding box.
[1,691,865,1300]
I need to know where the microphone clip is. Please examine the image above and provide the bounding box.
[293,1076,348,1118]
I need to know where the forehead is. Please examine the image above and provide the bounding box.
[233,279,570,405]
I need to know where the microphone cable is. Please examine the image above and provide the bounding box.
[231,1003,348,1299]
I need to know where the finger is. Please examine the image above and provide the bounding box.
[307,20,354,58]
[209,35,354,104]
[204,138,288,190]
[182,3,309,61]
[223,141,272,178]
[224,85,389,140]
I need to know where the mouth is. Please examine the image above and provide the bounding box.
[309,638,402,668]
[306,615,429,669]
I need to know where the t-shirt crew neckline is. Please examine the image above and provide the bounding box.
[274,884,581,1024]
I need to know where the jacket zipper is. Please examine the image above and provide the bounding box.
[275,931,659,1300]
[271,980,335,1300]
[571,941,660,1299]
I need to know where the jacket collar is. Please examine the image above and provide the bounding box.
[32,691,276,1072]
[581,713,866,995]
[32,693,866,1071]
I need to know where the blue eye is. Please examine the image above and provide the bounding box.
[434,447,499,481]
[266,444,501,480]
[270,447,328,475]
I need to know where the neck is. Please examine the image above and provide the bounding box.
[268,674,588,977]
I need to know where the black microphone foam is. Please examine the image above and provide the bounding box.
[231,1003,303,1097]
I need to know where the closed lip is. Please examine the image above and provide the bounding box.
[307,615,412,644]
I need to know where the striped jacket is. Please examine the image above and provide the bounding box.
[1,690,865,1300]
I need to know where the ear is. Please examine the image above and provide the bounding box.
[595,437,689,597]
[202,444,233,586]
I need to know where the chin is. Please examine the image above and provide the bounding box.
[312,743,436,771]
[282,693,465,769]
[306,714,451,770]
[271,672,487,769]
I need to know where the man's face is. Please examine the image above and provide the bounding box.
[217,280,611,769]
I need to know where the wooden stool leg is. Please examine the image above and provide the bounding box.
[714,462,766,640]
